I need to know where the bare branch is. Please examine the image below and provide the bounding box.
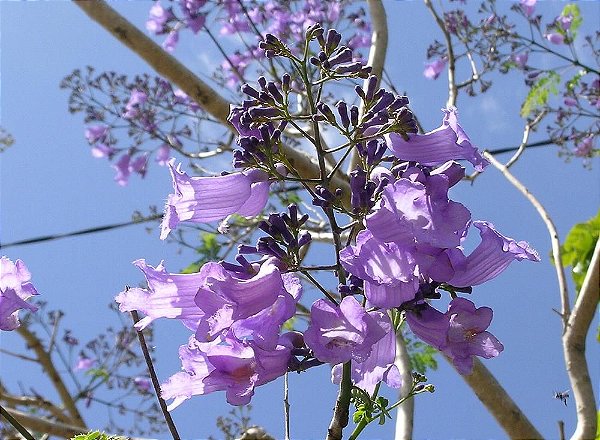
[16,326,86,429]
[452,358,543,439]
[423,0,457,107]
[2,407,149,440]
[563,239,599,439]
[347,0,388,173]
[483,151,571,324]
[393,332,414,440]
[504,111,546,169]
[72,0,351,207]
[0,385,71,424]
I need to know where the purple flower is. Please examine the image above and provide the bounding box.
[304,296,387,365]
[386,107,489,171]
[340,230,419,309]
[331,312,401,393]
[512,52,529,69]
[161,332,291,408]
[365,173,471,248]
[163,30,179,52]
[134,377,152,393]
[115,259,208,330]
[406,298,503,374]
[0,257,39,331]
[160,160,270,239]
[563,97,577,107]
[130,153,149,176]
[557,14,573,31]
[520,0,536,17]
[155,144,171,166]
[146,2,173,34]
[423,58,446,80]
[574,136,594,158]
[193,259,286,342]
[545,33,564,45]
[446,221,540,288]
[75,356,96,372]
[112,154,131,186]
[123,90,147,119]
[91,143,115,159]
[85,125,109,143]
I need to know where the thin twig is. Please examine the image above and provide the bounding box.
[0,386,71,424]
[130,310,180,440]
[0,405,35,440]
[393,332,414,440]
[483,151,571,326]
[504,111,546,169]
[284,373,290,440]
[16,326,86,429]
[558,420,566,440]
[424,0,457,107]
[562,239,599,439]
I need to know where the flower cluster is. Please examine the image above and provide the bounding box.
[117,24,540,415]
[0,257,39,331]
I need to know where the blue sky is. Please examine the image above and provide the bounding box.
[1,1,598,439]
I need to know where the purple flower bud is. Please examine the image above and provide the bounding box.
[335,101,350,128]
[544,32,564,45]
[325,29,342,53]
[365,76,379,102]
[328,47,353,67]
[334,62,364,75]
[424,58,446,80]
[350,105,359,126]
[241,84,261,100]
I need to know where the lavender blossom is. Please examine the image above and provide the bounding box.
[160,160,270,239]
[423,58,446,80]
[74,356,96,372]
[446,221,540,288]
[406,298,504,374]
[545,33,565,45]
[304,296,387,365]
[0,257,39,331]
[123,89,147,119]
[386,107,489,171]
[115,259,209,330]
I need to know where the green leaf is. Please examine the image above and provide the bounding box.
[558,209,600,292]
[520,72,561,118]
[181,232,221,274]
[71,432,128,440]
[85,368,109,381]
[561,4,582,38]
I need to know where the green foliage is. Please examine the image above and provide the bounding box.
[86,367,110,381]
[404,330,439,374]
[71,431,128,440]
[559,209,599,292]
[351,387,391,426]
[181,232,221,273]
[561,4,582,39]
[520,72,561,118]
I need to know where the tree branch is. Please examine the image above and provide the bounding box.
[452,358,543,439]
[0,385,71,424]
[483,151,571,325]
[2,407,149,440]
[423,0,457,107]
[563,239,599,439]
[347,0,388,173]
[393,332,414,440]
[16,326,86,429]
[72,0,351,207]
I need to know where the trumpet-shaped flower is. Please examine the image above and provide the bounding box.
[386,108,488,171]
[0,257,39,331]
[304,296,387,365]
[160,160,270,239]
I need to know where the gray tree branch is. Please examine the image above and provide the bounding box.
[393,332,414,440]
[563,239,599,440]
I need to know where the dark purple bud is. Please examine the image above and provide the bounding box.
[357,66,372,79]
[309,56,321,66]
[371,92,395,114]
[258,76,267,89]
[334,62,364,74]
[350,105,359,126]
[238,244,259,254]
[328,47,353,67]
[335,101,350,128]
[305,23,323,40]
[389,96,410,112]
[298,232,312,248]
[354,85,366,100]
[317,102,336,123]
[318,51,328,63]
[241,84,260,100]
[258,91,275,105]
[365,75,379,102]
[249,106,280,119]
[325,29,342,53]
[282,73,291,92]
[350,168,367,209]
[288,204,298,225]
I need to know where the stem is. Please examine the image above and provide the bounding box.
[0,405,35,440]
[130,311,181,440]
[393,332,414,440]
[326,362,352,440]
[284,373,291,440]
